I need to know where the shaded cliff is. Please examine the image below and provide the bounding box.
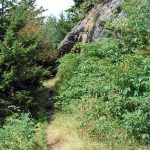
[58,0,124,56]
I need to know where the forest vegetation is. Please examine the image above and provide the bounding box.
[0,0,149,149]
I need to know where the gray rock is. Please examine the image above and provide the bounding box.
[58,0,124,56]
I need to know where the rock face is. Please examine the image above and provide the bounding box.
[58,0,124,56]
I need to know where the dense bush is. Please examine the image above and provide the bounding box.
[0,0,49,122]
[36,13,73,77]
[0,114,49,150]
[40,14,72,51]
[56,0,150,143]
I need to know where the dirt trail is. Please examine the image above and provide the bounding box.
[44,78,106,150]
[46,125,60,150]
[44,78,61,150]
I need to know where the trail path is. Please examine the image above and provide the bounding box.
[44,78,61,150]
[46,125,60,150]
[44,78,106,150]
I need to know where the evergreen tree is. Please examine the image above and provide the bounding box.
[73,0,84,7]
[0,0,46,122]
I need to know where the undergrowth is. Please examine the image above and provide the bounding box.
[0,114,50,150]
[49,107,149,150]
[48,110,108,150]
[55,0,150,147]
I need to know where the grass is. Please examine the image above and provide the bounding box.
[46,105,150,150]
[43,77,60,90]
[44,78,149,150]
[47,111,107,150]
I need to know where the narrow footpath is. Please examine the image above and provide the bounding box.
[46,126,60,150]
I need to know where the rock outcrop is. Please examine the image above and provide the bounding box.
[58,0,124,56]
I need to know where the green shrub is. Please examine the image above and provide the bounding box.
[55,0,150,143]
[0,114,49,150]
[123,108,150,143]
[0,0,49,121]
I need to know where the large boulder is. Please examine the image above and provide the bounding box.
[58,0,124,56]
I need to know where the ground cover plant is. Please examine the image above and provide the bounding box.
[55,0,150,146]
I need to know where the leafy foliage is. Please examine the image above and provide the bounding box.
[67,0,106,22]
[56,0,150,143]
[36,13,73,77]
[40,14,72,51]
[0,114,49,150]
